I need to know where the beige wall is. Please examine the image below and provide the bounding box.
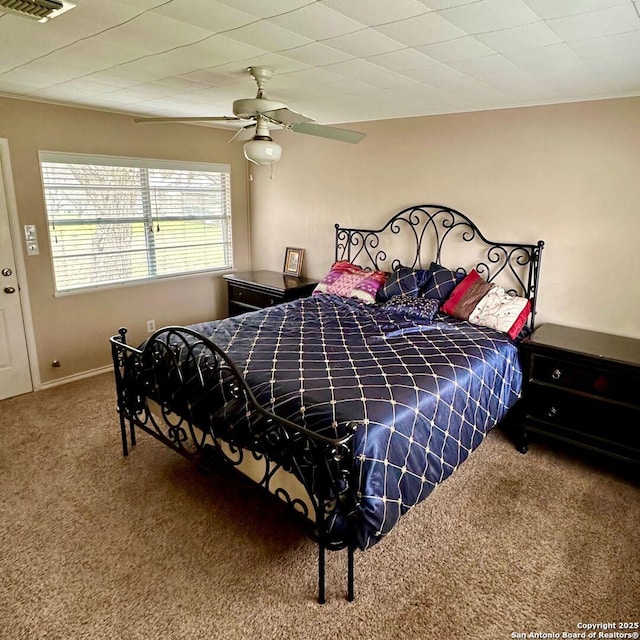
[3,94,639,389]
[0,96,250,384]
[250,96,640,340]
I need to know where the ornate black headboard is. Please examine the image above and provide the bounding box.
[335,204,544,329]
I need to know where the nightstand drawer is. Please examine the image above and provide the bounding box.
[527,384,640,451]
[530,354,639,406]
[228,284,278,309]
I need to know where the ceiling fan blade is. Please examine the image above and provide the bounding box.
[264,107,314,125]
[228,124,256,142]
[134,116,241,123]
[289,122,366,144]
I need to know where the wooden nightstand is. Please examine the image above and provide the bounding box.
[223,270,318,317]
[516,323,640,467]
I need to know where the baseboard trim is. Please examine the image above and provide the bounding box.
[37,365,112,391]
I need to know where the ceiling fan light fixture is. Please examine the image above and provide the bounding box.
[243,137,282,166]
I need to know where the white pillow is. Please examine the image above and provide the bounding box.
[468,287,531,339]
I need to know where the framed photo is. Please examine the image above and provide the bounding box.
[283,247,304,277]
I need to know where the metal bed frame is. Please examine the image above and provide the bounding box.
[110,204,544,604]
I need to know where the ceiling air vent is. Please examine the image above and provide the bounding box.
[0,0,75,22]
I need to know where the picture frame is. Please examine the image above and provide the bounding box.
[283,247,304,277]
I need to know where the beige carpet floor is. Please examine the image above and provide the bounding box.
[1,373,638,640]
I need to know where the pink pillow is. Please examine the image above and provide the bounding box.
[441,269,495,319]
[313,261,388,304]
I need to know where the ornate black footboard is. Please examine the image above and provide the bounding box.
[110,326,358,603]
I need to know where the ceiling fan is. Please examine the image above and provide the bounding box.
[134,66,366,165]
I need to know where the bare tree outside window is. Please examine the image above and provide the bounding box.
[40,154,232,293]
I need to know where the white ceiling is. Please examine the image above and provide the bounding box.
[1,0,639,127]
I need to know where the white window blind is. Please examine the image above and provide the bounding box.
[39,152,232,294]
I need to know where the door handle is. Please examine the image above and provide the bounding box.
[3,286,16,294]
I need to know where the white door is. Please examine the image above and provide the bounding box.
[0,148,32,400]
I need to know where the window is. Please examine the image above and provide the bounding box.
[39,152,232,294]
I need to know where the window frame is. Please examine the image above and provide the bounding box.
[38,151,233,296]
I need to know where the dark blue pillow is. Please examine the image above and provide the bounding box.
[381,294,440,323]
[378,266,430,302]
[421,262,464,304]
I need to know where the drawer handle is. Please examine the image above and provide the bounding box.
[269,298,275,305]
[547,406,558,418]
[551,368,562,380]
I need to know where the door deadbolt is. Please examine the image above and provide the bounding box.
[3,286,16,294]
[1,268,12,277]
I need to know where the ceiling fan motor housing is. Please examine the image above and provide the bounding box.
[232,98,287,119]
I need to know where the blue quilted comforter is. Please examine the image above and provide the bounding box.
[190,294,522,550]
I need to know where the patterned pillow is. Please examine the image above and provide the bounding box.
[469,287,532,339]
[381,294,440,323]
[378,266,431,302]
[313,261,388,304]
[441,269,496,320]
[421,262,464,303]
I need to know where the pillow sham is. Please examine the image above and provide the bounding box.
[468,287,532,340]
[313,260,387,304]
[441,269,496,320]
[381,294,440,323]
[377,265,430,302]
[421,262,464,303]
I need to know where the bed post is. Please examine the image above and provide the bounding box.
[334,223,341,263]
[317,538,356,604]
[111,327,130,456]
[111,327,137,455]
[347,544,355,602]
[316,474,329,605]
[314,438,358,604]
[529,240,545,330]
[119,403,129,456]
[318,543,326,604]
